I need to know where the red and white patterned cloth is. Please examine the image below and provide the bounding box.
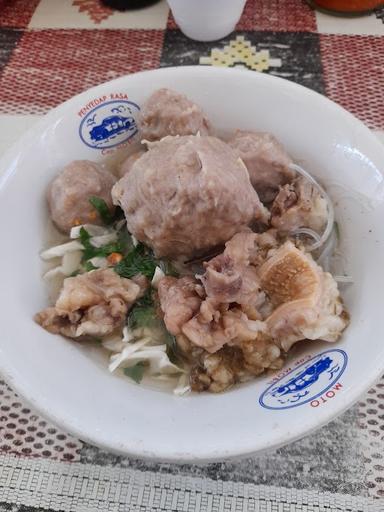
[0,0,382,128]
[0,1,383,509]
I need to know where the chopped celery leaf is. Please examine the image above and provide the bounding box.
[123,362,146,384]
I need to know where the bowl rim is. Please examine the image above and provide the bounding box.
[0,66,384,462]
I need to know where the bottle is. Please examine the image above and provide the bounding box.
[101,0,161,11]
[306,0,383,15]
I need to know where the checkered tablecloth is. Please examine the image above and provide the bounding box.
[0,1,383,510]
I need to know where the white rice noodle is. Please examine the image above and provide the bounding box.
[70,223,118,247]
[43,250,83,279]
[43,223,117,261]
[89,256,108,269]
[89,233,117,248]
[151,266,165,288]
[173,373,191,396]
[40,240,83,259]
[115,219,127,231]
[102,336,127,353]
[109,339,182,376]
[109,338,151,372]
[102,325,151,355]
[122,325,135,343]
[126,347,182,375]
[289,163,335,252]
[42,223,120,279]
[70,224,109,239]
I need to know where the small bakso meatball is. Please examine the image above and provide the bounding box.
[47,160,116,234]
[270,177,328,234]
[228,130,295,203]
[35,268,141,339]
[117,150,146,178]
[112,135,269,259]
[138,88,211,141]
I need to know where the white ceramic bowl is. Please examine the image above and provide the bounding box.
[0,67,383,463]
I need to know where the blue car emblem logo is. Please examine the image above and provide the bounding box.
[259,349,347,410]
[79,100,140,149]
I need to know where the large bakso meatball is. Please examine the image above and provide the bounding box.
[47,160,116,234]
[138,88,211,141]
[112,135,268,258]
[117,150,146,178]
[228,130,296,203]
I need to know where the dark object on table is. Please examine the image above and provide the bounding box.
[306,0,384,15]
[101,0,161,10]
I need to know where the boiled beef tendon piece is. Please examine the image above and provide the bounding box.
[182,308,283,393]
[47,160,116,234]
[199,230,269,311]
[35,269,141,338]
[271,177,328,234]
[181,306,269,354]
[156,230,285,392]
[158,231,277,355]
[112,135,269,258]
[259,241,348,351]
[228,130,296,203]
[138,88,211,141]
[191,335,283,393]
[200,254,262,307]
[156,230,272,354]
[157,276,203,336]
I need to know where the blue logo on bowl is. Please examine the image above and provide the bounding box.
[79,100,140,150]
[259,349,347,410]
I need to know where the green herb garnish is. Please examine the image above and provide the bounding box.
[127,289,157,330]
[129,304,157,330]
[89,196,114,224]
[83,260,97,272]
[97,242,123,256]
[126,285,179,366]
[123,362,146,383]
[164,331,176,349]
[159,259,179,278]
[117,227,133,255]
[114,243,157,280]
[79,226,95,260]
[136,289,154,308]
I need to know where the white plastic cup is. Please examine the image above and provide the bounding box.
[167,0,247,42]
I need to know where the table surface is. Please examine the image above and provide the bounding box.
[0,1,383,511]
